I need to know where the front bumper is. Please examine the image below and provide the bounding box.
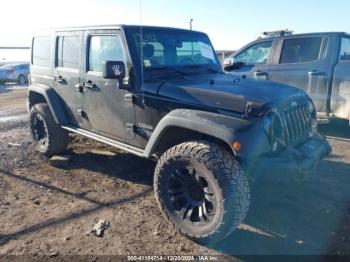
[248,133,331,177]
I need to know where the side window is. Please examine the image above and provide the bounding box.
[280,37,322,64]
[32,36,51,67]
[57,36,80,69]
[88,35,125,72]
[340,37,350,61]
[235,41,272,66]
[142,42,165,67]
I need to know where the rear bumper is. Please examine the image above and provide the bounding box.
[248,133,331,176]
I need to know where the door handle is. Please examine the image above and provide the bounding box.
[75,83,85,93]
[253,71,268,80]
[56,75,66,84]
[253,71,268,76]
[84,81,96,90]
[308,70,325,76]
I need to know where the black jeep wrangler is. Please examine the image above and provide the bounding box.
[28,25,331,243]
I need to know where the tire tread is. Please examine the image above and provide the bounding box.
[154,141,250,243]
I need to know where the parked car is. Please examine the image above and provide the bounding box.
[28,25,331,244]
[0,63,29,85]
[224,31,350,124]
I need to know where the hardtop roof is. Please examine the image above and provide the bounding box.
[35,24,206,36]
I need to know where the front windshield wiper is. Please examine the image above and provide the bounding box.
[147,66,189,76]
[185,64,221,74]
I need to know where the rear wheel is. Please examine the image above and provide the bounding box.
[154,141,250,244]
[18,74,26,85]
[29,103,69,157]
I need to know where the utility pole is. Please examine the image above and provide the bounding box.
[190,19,193,30]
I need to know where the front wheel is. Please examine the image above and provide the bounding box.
[154,141,250,244]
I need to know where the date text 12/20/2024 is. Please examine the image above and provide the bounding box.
[127,255,220,261]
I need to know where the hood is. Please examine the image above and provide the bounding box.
[153,73,307,115]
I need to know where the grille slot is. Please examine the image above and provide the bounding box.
[281,105,312,145]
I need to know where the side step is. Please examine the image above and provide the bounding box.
[62,125,145,158]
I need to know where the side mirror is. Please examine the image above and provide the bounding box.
[102,61,126,80]
[224,58,245,71]
[223,58,234,67]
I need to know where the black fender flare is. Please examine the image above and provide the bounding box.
[28,84,68,125]
[144,109,270,158]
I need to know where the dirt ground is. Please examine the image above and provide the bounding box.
[1,84,350,259]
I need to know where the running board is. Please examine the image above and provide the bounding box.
[62,125,145,158]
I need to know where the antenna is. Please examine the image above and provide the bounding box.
[140,0,144,92]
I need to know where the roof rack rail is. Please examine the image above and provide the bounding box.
[259,29,294,38]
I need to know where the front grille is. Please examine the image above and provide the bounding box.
[280,105,313,145]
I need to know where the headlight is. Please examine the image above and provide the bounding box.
[271,113,283,140]
[263,111,285,151]
[265,112,284,139]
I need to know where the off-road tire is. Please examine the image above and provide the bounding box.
[29,103,69,157]
[154,141,250,244]
[18,74,26,86]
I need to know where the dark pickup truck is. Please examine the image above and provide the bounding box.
[224,32,350,124]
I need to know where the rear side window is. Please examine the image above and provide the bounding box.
[235,41,272,66]
[340,37,350,60]
[88,35,125,72]
[280,37,322,64]
[57,36,80,69]
[176,42,211,65]
[32,36,51,67]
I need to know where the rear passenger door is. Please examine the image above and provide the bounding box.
[266,36,333,113]
[81,30,135,142]
[54,31,84,126]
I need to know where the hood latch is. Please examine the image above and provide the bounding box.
[243,102,254,118]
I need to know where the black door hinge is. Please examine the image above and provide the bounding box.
[126,123,136,131]
[77,109,87,119]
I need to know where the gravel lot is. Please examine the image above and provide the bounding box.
[0,83,350,259]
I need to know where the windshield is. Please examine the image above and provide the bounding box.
[126,27,221,79]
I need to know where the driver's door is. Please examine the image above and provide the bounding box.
[227,40,276,79]
[81,30,135,142]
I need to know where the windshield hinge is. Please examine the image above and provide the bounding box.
[125,94,135,104]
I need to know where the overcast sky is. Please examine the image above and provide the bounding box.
[1,0,349,50]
